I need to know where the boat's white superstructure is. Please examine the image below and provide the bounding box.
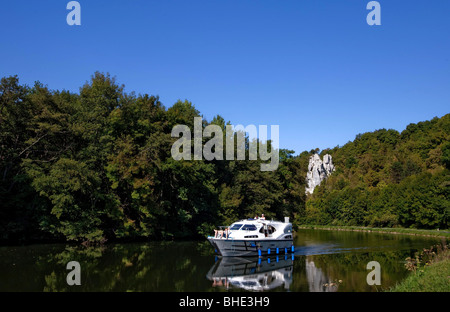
[207,217,294,257]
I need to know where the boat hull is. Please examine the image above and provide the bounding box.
[207,237,294,257]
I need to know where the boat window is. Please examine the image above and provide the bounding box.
[259,225,276,234]
[230,224,243,230]
[284,226,292,234]
[241,224,257,231]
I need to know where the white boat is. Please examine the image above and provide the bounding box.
[207,217,294,257]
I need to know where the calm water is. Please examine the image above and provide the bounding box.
[0,229,446,292]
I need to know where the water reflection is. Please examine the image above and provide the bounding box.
[305,258,337,292]
[0,242,215,292]
[205,255,346,292]
[206,256,294,291]
[0,230,445,292]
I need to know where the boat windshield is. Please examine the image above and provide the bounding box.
[230,224,243,230]
[241,224,257,231]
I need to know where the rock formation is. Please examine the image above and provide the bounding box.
[305,154,335,195]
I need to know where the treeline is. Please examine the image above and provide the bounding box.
[0,73,306,244]
[297,114,449,229]
[1,73,448,244]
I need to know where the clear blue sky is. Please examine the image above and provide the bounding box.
[1,1,449,154]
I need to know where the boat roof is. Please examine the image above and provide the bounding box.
[216,218,291,229]
[230,218,287,225]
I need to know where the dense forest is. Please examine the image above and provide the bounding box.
[0,73,305,244]
[0,73,448,244]
[299,114,449,229]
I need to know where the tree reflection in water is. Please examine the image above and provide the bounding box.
[0,232,443,292]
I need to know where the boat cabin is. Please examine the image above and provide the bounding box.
[213,218,292,240]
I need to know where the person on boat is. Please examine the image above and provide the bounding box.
[260,214,265,220]
[214,227,229,238]
[214,229,223,238]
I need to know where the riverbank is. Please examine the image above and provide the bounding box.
[296,225,450,239]
[388,245,450,292]
[297,225,449,291]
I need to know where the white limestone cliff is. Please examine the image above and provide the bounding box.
[305,154,335,195]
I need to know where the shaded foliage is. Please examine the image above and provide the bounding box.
[0,74,306,243]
